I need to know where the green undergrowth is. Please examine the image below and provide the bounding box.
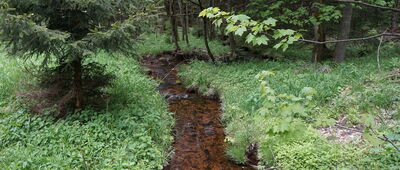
[134,32,229,57]
[0,51,173,169]
[179,51,400,169]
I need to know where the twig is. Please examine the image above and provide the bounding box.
[335,124,364,133]
[299,32,400,44]
[380,135,400,152]
[335,0,400,12]
[377,31,385,71]
[370,129,400,153]
[184,0,201,7]
[161,59,187,81]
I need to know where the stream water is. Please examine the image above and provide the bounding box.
[142,53,253,170]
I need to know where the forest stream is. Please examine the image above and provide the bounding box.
[142,53,254,170]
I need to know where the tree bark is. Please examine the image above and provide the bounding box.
[166,0,180,51]
[391,0,400,29]
[208,0,216,40]
[227,0,236,58]
[312,0,332,62]
[184,3,190,46]
[203,18,215,62]
[178,0,186,41]
[198,0,215,62]
[72,58,83,109]
[228,32,236,58]
[334,3,353,63]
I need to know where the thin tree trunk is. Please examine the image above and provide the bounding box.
[167,0,180,51]
[203,18,215,62]
[312,0,332,62]
[227,0,236,58]
[178,0,186,41]
[198,0,215,62]
[184,3,190,45]
[228,32,236,58]
[208,0,216,39]
[392,0,400,29]
[334,3,353,63]
[73,58,83,109]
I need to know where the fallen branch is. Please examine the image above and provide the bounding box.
[335,124,364,133]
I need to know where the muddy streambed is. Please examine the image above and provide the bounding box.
[142,53,253,170]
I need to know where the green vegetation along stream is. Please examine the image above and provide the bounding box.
[142,53,254,169]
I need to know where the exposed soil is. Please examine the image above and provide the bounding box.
[142,53,253,170]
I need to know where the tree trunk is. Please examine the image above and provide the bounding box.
[227,0,236,58]
[334,3,353,63]
[184,3,190,46]
[228,32,236,58]
[198,0,215,62]
[72,58,83,109]
[166,0,180,51]
[392,0,400,29]
[312,0,332,62]
[178,0,186,41]
[208,0,216,40]
[203,18,215,62]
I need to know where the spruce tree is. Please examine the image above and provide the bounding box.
[0,0,152,114]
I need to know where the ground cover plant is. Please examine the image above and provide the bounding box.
[0,51,174,169]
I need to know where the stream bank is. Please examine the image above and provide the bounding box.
[142,52,254,170]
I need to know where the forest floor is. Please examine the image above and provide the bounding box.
[135,32,400,169]
[0,52,174,169]
[178,48,400,169]
[0,32,399,169]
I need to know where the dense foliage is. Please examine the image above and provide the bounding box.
[0,0,155,115]
[0,51,173,169]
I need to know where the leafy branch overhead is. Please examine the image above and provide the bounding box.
[0,0,156,114]
[0,0,154,62]
[199,7,301,51]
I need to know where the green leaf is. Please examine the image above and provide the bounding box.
[235,26,247,36]
[199,10,207,17]
[273,42,283,49]
[246,33,255,44]
[361,114,376,128]
[301,87,316,96]
[213,19,223,27]
[254,35,269,46]
[362,132,383,145]
[212,7,220,13]
[263,18,277,26]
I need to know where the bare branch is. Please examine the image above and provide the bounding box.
[300,32,400,44]
[376,31,385,71]
[379,135,400,153]
[184,0,201,7]
[335,0,400,12]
